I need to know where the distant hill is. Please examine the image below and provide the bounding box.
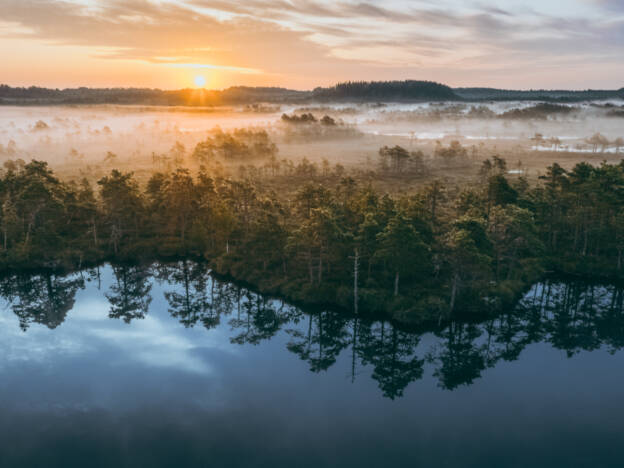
[1,81,622,106]
[454,87,624,102]
[311,80,459,101]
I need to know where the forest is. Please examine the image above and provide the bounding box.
[310,80,458,101]
[2,80,623,106]
[2,139,624,325]
[454,87,624,102]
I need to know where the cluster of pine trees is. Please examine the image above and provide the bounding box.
[311,80,458,101]
[191,128,277,163]
[1,157,623,324]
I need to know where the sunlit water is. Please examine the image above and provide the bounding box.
[1,262,624,467]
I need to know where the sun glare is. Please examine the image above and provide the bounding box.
[194,75,207,87]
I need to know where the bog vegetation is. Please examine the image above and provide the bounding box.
[2,137,624,324]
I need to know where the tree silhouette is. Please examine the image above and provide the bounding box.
[0,273,84,330]
[106,265,152,323]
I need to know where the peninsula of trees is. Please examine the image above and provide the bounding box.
[2,150,624,325]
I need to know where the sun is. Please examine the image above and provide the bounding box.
[194,75,207,87]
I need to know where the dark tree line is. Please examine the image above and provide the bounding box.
[2,83,622,107]
[0,84,308,106]
[312,80,458,101]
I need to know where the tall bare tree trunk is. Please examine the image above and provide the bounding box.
[353,249,359,314]
[25,219,34,247]
[308,250,314,284]
[92,218,98,248]
[351,317,358,383]
[450,273,459,312]
[394,271,399,297]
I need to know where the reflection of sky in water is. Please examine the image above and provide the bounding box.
[0,269,233,377]
[1,266,624,467]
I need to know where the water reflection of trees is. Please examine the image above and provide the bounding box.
[158,273,624,396]
[154,261,214,328]
[358,321,424,399]
[2,264,624,399]
[287,311,350,372]
[0,272,84,330]
[106,265,152,323]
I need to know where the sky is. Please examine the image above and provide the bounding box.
[0,0,623,90]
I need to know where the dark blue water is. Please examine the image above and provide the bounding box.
[1,262,623,467]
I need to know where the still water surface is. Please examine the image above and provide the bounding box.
[1,262,623,467]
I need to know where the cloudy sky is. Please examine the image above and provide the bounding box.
[0,0,623,90]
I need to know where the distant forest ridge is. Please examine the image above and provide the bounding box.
[1,80,623,105]
[453,87,624,101]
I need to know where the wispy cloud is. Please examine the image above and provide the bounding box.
[160,63,262,74]
[590,0,624,12]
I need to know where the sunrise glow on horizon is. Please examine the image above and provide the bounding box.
[1,0,623,90]
[194,75,207,88]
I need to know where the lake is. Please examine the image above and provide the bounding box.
[1,262,623,467]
